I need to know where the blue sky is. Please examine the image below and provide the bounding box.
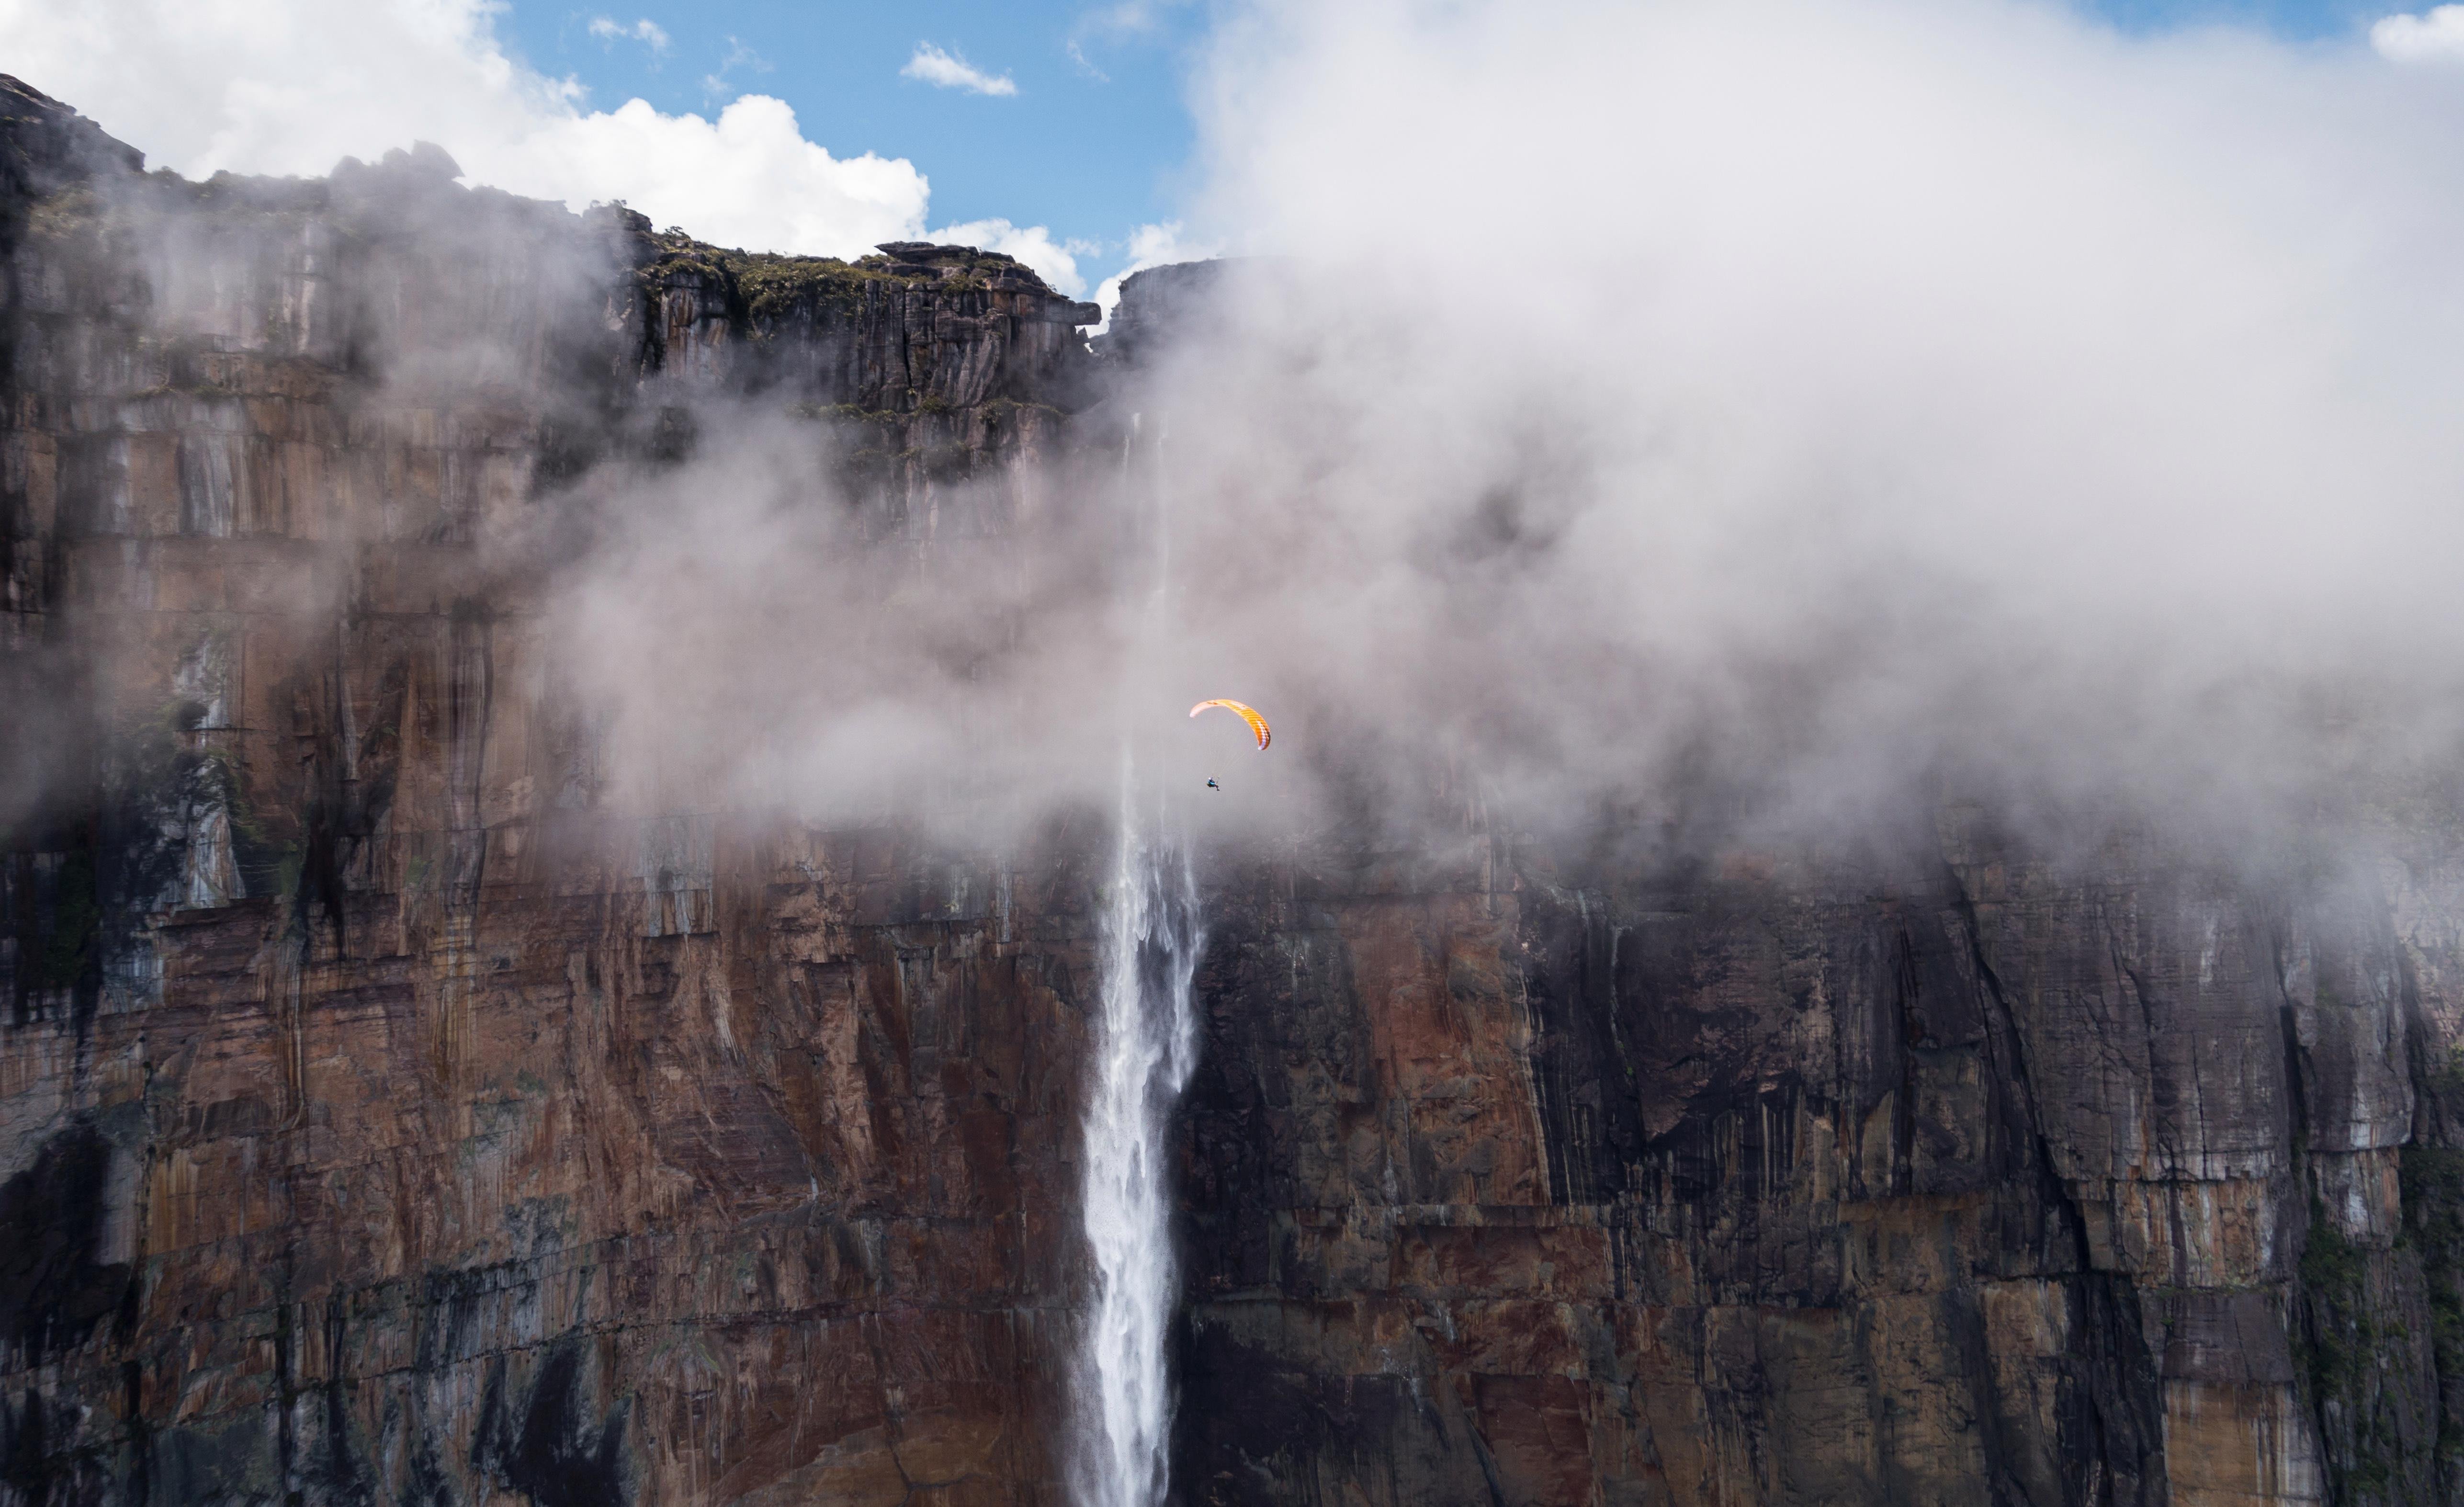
[2091,0,2379,31]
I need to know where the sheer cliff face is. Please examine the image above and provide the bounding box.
[1175,823,2464,1507]
[0,77,1106,1507]
[7,73,2464,1507]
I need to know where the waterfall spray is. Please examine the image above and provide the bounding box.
[1073,416,1203,1507]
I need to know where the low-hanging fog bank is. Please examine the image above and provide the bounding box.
[550,0,2464,871]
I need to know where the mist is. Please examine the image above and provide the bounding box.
[491,0,2464,872]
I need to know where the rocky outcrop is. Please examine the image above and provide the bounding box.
[0,75,143,250]
[623,229,1099,409]
[7,75,2464,1507]
[1086,261,1238,368]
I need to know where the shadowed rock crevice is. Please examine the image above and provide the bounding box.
[474,1343,629,1507]
[0,1123,132,1364]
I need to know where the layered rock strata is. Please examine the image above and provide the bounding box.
[0,77,1104,1507]
[6,76,2464,1507]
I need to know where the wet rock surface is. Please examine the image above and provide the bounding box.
[6,75,2464,1507]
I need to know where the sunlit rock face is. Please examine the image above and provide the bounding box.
[7,72,2464,1507]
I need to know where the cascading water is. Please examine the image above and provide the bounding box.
[1075,781,1200,1507]
[1073,416,1203,1507]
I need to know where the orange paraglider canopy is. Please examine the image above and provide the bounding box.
[1189,699,1271,751]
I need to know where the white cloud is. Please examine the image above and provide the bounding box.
[0,0,929,258]
[928,218,1091,296]
[2374,5,2464,61]
[588,15,670,55]
[901,42,1018,97]
[520,95,933,256]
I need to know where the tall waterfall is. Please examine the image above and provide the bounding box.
[1073,417,1203,1507]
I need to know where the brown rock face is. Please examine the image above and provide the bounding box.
[0,77,1105,1507]
[7,77,2464,1507]
[1175,826,2464,1507]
